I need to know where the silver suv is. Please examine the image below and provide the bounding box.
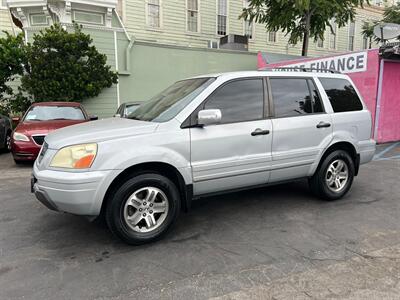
[32,70,376,245]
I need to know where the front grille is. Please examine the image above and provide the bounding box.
[32,135,46,146]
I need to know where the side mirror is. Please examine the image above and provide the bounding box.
[90,115,98,121]
[114,113,121,118]
[197,109,222,126]
[12,117,20,126]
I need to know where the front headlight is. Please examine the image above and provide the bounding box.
[50,143,97,169]
[13,132,30,142]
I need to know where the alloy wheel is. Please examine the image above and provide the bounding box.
[123,187,169,233]
[325,159,349,193]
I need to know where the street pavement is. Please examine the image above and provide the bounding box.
[0,143,400,300]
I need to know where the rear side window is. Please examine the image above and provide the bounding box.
[204,79,264,124]
[319,78,363,112]
[270,78,324,118]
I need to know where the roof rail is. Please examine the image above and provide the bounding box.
[260,67,341,74]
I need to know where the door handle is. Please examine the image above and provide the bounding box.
[251,128,270,136]
[316,122,331,129]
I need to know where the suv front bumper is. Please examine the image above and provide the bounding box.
[32,163,117,216]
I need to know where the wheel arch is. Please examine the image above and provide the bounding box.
[100,162,193,218]
[314,141,360,176]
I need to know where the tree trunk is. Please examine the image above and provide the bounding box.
[302,11,311,57]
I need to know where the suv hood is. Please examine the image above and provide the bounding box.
[45,118,159,149]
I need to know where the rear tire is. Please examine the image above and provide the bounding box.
[309,150,355,201]
[1,131,11,153]
[5,131,11,152]
[106,173,181,245]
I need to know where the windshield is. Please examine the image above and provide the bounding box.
[24,106,85,121]
[125,104,140,115]
[128,77,215,122]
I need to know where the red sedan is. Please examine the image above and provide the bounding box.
[11,102,97,163]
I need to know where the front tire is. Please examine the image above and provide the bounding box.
[309,150,355,201]
[106,173,181,245]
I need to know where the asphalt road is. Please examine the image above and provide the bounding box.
[0,144,400,300]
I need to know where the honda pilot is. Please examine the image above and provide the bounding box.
[32,70,376,245]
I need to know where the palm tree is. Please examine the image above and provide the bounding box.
[383,3,400,24]
[361,21,379,49]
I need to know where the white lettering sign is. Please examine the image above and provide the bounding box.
[282,51,368,74]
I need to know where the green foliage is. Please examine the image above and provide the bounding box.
[240,0,369,56]
[361,4,400,45]
[361,21,379,47]
[21,23,118,103]
[0,32,29,114]
[383,3,400,24]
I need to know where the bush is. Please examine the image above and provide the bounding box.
[0,32,27,115]
[21,23,118,102]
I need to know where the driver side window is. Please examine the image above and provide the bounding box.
[204,78,264,124]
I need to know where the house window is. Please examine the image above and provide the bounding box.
[329,20,337,49]
[244,20,253,39]
[268,31,276,42]
[348,21,355,51]
[243,0,253,39]
[217,0,227,35]
[147,0,160,27]
[73,11,104,25]
[317,37,324,48]
[187,0,199,32]
[363,36,369,49]
[30,13,49,26]
[1,0,7,9]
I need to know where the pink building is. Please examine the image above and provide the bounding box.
[258,47,400,143]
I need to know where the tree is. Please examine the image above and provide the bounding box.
[0,32,28,115]
[361,21,379,48]
[21,23,118,102]
[383,3,400,24]
[240,0,369,56]
[361,4,400,47]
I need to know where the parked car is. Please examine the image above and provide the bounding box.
[0,114,12,152]
[12,102,96,163]
[32,70,376,245]
[115,102,141,118]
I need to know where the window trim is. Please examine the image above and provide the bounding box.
[216,0,228,36]
[317,37,324,48]
[267,76,327,119]
[267,31,277,43]
[243,19,254,40]
[29,13,50,26]
[186,0,200,33]
[242,0,254,39]
[348,21,356,51]
[145,0,162,29]
[329,20,337,50]
[181,77,269,128]
[362,36,369,50]
[0,0,7,10]
[73,10,105,25]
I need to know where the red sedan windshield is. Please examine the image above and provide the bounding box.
[24,106,85,121]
